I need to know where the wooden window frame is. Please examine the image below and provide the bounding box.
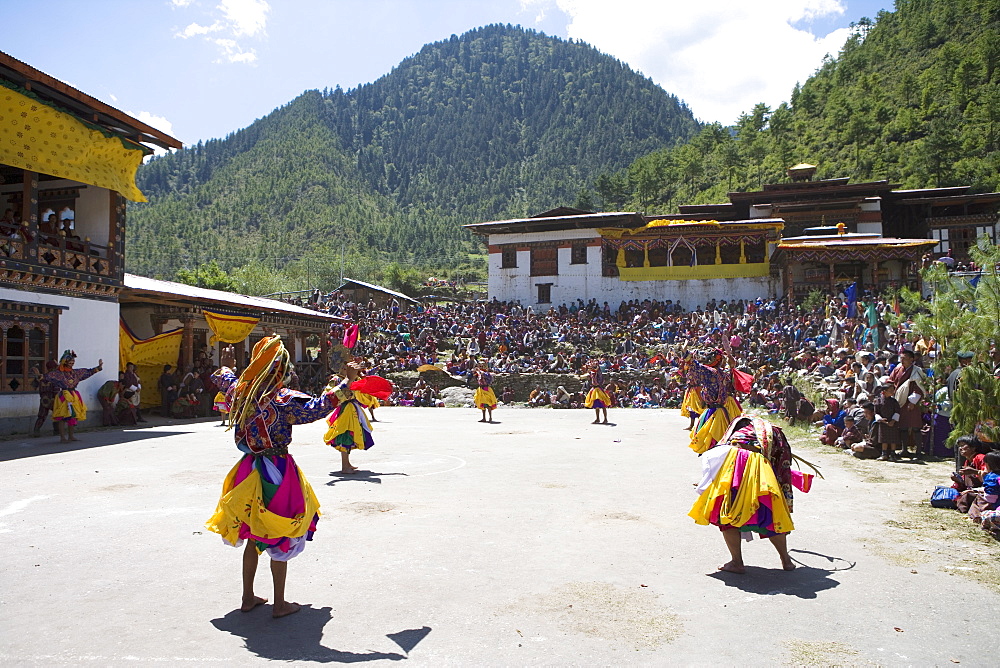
[0,303,60,394]
[570,243,588,265]
[536,283,552,304]
[501,246,518,269]
[530,246,559,277]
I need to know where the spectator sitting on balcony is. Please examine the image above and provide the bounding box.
[39,213,60,244]
[1,208,16,235]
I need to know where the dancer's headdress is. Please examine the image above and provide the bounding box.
[227,335,291,432]
[59,350,77,371]
[701,348,725,368]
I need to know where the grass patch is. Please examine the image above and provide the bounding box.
[783,639,869,666]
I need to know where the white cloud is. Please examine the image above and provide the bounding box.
[172,0,268,64]
[125,110,177,157]
[213,38,258,63]
[524,0,853,125]
[175,21,223,38]
[218,0,269,37]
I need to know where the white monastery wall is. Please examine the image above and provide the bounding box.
[0,288,117,430]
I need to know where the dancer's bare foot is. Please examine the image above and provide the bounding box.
[780,556,797,571]
[592,419,600,424]
[718,561,746,574]
[478,418,487,422]
[339,468,358,474]
[272,601,300,618]
[602,420,609,424]
[69,436,80,442]
[241,595,267,612]
[683,426,693,431]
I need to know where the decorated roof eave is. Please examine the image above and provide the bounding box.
[772,239,938,264]
[464,211,645,236]
[598,218,785,238]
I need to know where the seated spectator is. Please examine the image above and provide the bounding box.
[851,403,881,459]
[818,399,846,445]
[968,451,1000,527]
[835,415,863,449]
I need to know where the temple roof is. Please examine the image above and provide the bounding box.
[0,50,181,150]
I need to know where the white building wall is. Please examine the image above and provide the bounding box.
[486,232,777,308]
[0,288,118,432]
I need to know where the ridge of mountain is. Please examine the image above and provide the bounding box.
[130,24,701,286]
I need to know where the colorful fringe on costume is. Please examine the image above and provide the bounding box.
[52,389,86,424]
[689,416,815,539]
[206,452,320,560]
[324,399,374,452]
[689,396,743,454]
[584,387,611,409]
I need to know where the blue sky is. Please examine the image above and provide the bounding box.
[2,0,892,148]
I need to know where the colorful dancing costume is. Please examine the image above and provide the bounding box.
[584,367,612,409]
[684,352,744,454]
[47,352,101,425]
[679,385,706,419]
[473,368,498,411]
[689,416,814,539]
[205,336,350,560]
[324,378,374,453]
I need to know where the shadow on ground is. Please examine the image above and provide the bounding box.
[326,470,409,486]
[0,429,190,462]
[706,549,854,599]
[211,605,426,662]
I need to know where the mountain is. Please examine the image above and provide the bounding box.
[597,0,1000,213]
[129,24,701,289]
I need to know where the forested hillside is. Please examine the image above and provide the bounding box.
[130,24,699,291]
[589,0,1000,213]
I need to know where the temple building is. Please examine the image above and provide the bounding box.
[0,52,181,433]
[468,166,997,306]
[465,208,784,307]
[0,52,337,435]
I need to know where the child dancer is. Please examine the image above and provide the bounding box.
[206,338,360,618]
[584,361,612,424]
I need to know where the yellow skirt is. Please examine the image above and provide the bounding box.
[474,386,497,409]
[52,390,87,422]
[690,396,742,454]
[689,447,794,534]
[355,392,380,410]
[585,387,611,409]
[324,400,374,452]
[680,387,705,418]
[205,454,320,550]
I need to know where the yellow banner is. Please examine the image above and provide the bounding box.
[203,309,260,346]
[120,320,183,408]
[0,84,148,202]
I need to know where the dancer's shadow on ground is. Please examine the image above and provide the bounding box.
[211,605,428,662]
[326,470,409,486]
[706,549,854,599]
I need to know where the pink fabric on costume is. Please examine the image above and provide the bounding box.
[791,470,814,493]
[731,448,750,488]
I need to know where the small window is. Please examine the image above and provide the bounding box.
[537,283,552,304]
[501,247,517,269]
[570,243,588,264]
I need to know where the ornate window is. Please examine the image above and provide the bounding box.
[501,246,518,269]
[0,303,60,393]
[570,243,588,264]
[536,283,552,304]
[530,246,558,276]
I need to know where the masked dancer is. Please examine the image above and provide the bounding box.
[46,351,103,442]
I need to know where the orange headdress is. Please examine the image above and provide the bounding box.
[227,335,291,432]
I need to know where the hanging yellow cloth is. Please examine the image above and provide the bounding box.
[203,309,260,346]
[119,319,183,408]
[0,83,149,202]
